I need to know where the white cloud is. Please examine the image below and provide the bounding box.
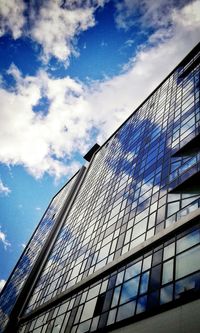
[0,1,106,63]
[0,0,25,39]
[114,0,188,30]
[0,227,11,250]
[30,0,105,63]
[0,279,6,292]
[0,1,199,180]
[0,67,86,179]
[0,179,11,196]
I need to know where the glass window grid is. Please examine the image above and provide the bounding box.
[0,175,78,330]
[25,61,200,312]
[19,223,200,333]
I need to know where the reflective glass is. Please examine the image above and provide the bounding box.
[116,301,136,322]
[124,261,142,281]
[81,298,97,321]
[167,202,180,217]
[133,219,148,239]
[87,285,101,300]
[90,316,99,332]
[107,309,117,326]
[136,295,147,314]
[163,243,175,260]
[176,245,200,279]
[149,264,161,291]
[77,320,91,333]
[160,284,173,304]
[175,272,200,299]
[142,256,152,271]
[162,259,174,284]
[140,271,149,294]
[177,230,200,253]
[116,271,124,285]
[120,276,140,304]
[111,286,121,307]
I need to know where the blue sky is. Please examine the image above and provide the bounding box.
[0,0,200,291]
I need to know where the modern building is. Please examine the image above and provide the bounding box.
[0,42,200,333]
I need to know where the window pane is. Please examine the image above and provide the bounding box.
[78,319,91,333]
[152,249,163,266]
[136,295,147,314]
[133,219,148,239]
[125,261,142,281]
[167,202,180,217]
[142,256,152,271]
[120,276,140,304]
[87,284,101,300]
[116,271,124,285]
[140,271,149,294]
[147,290,159,310]
[176,245,200,280]
[81,298,97,321]
[175,272,200,299]
[160,284,173,304]
[149,264,161,291]
[107,309,117,326]
[163,243,175,260]
[90,316,99,332]
[162,259,174,284]
[177,229,200,254]
[111,286,121,307]
[116,301,136,322]
[98,243,111,261]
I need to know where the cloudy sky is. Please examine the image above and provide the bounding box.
[0,0,200,291]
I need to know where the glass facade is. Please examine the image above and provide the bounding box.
[0,43,200,333]
[19,224,200,333]
[0,173,79,333]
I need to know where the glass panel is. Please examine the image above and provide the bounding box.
[87,284,101,300]
[120,276,140,304]
[98,243,111,261]
[107,309,117,325]
[77,319,91,333]
[124,261,142,281]
[167,202,180,217]
[90,316,99,332]
[100,280,108,293]
[116,301,136,322]
[116,271,124,285]
[34,328,42,333]
[177,229,200,254]
[98,312,108,329]
[162,259,174,284]
[139,271,149,294]
[163,243,175,260]
[136,295,147,314]
[175,272,200,299]
[147,290,159,310]
[111,286,121,307]
[133,219,148,239]
[148,213,156,228]
[81,298,97,322]
[152,249,163,266]
[160,284,173,304]
[142,255,152,271]
[149,264,161,291]
[102,290,113,312]
[176,245,200,279]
